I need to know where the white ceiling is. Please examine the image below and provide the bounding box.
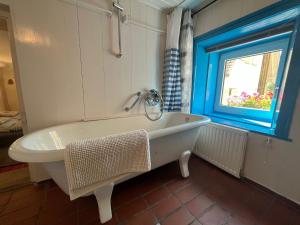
[138,0,215,12]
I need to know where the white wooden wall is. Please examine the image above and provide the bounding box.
[78,0,165,120]
[9,0,166,131]
[7,0,166,181]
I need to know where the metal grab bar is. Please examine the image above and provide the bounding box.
[113,1,123,58]
[124,92,142,112]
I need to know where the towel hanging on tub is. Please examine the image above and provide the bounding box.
[64,129,151,200]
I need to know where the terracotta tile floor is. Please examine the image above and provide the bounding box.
[1,156,300,225]
[0,164,30,190]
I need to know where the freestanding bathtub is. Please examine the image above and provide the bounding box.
[9,112,210,223]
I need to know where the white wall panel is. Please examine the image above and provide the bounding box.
[102,14,132,118]
[10,0,85,131]
[146,31,164,91]
[7,0,166,181]
[77,7,106,119]
[77,0,166,119]
[9,0,166,126]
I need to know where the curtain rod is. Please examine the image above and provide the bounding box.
[192,0,219,17]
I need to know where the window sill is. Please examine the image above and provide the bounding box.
[207,113,292,141]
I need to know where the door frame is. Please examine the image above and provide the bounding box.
[0,3,28,133]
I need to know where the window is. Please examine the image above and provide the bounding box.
[212,35,289,124]
[220,51,281,111]
[192,1,300,139]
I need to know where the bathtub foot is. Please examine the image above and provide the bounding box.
[179,150,191,178]
[93,183,114,224]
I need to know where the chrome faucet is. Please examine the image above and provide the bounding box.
[124,89,164,121]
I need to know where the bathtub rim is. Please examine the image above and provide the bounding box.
[9,113,210,163]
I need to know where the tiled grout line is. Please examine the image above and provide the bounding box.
[0,178,246,225]
[145,189,168,225]
[143,194,160,225]
[144,178,215,224]
[115,189,169,224]
[112,178,196,225]
[157,195,182,224]
[0,185,46,225]
[112,174,187,212]
[178,182,239,224]
[159,206,190,224]
[165,179,193,194]
[35,184,48,225]
[112,178,174,211]
[1,184,47,216]
[74,179,175,225]
[36,176,173,225]
[106,186,164,225]
[0,191,13,215]
[153,183,202,224]
[187,219,200,225]
[5,157,300,225]
[1,163,195,224]
[113,187,164,211]
[0,180,32,193]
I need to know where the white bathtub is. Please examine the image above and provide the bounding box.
[9,112,210,223]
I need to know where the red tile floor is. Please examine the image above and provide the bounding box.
[1,156,300,225]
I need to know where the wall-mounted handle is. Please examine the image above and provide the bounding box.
[113,1,123,58]
[124,92,142,111]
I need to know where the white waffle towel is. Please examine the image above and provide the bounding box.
[64,129,151,200]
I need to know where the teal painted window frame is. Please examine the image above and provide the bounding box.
[192,0,300,140]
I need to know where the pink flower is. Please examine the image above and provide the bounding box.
[241,92,247,97]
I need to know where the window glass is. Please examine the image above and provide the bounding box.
[220,51,282,111]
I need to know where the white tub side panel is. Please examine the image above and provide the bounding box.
[42,127,201,195]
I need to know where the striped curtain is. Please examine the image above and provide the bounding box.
[180,10,193,113]
[162,8,183,111]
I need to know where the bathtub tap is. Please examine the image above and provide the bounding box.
[125,89,164,121]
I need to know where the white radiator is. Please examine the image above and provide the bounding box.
[194,123,248,178]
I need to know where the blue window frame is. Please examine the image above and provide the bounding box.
[192,0,300,140]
